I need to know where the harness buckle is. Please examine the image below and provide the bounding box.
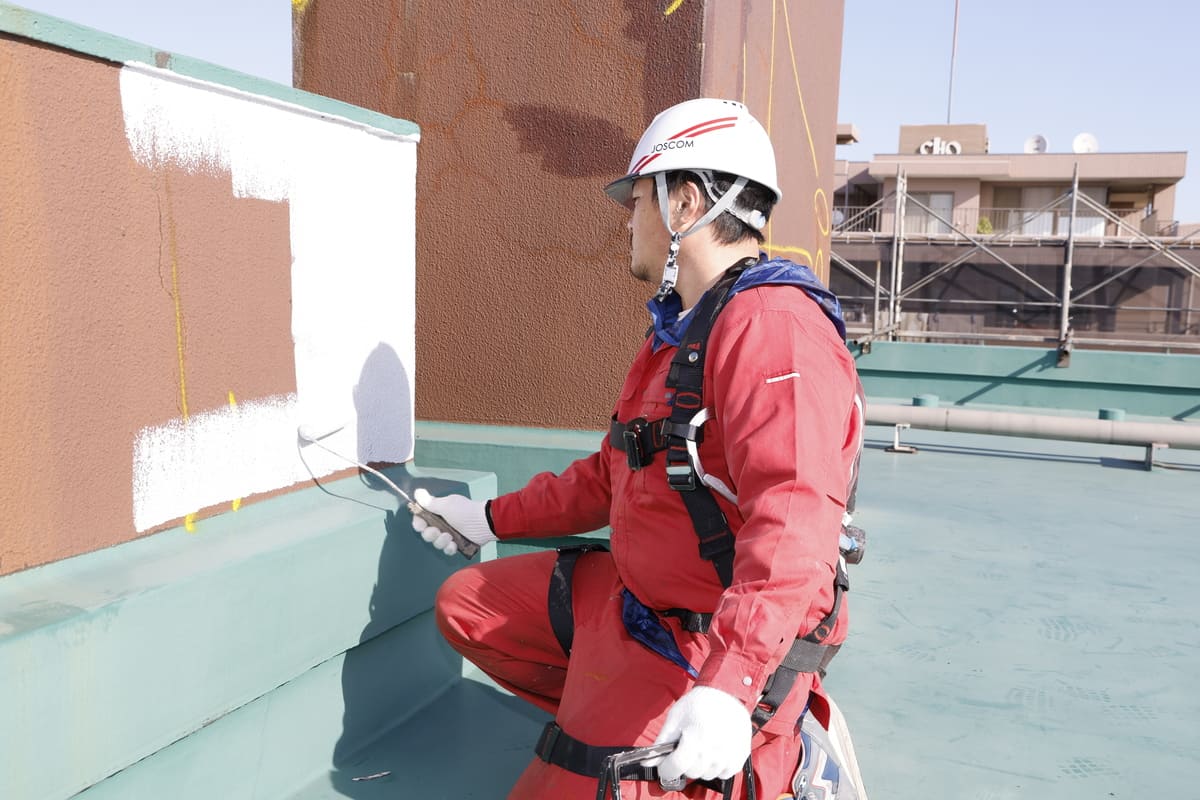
[622,418,648,471]
[665,464,696,491]
[536,721,562,762]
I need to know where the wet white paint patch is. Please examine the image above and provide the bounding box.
[120,63,419,532]
[132,394,297,532]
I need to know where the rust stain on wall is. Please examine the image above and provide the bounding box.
[295,0,843,431]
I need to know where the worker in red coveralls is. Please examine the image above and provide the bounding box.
[413,98,865,799]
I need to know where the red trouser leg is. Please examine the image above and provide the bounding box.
[435,550,569,716]
[437,549,802,799]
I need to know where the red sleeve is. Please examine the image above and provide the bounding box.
[694,293,859,708]
[487,434,614,539]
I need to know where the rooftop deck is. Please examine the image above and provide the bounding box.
[829,426,1199,797]
[281,422,1200,800]
[2,421,1196,799]
[291,423,1200,798]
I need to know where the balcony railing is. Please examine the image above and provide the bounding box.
[833,205,1166,239]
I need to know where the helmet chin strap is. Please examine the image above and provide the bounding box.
[653,172,750,301]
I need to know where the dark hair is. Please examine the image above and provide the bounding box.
[663,170,776,245]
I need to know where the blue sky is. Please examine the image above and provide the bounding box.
[14,0,1200,222]
[839,0,1200,221]
[12,1,293,83]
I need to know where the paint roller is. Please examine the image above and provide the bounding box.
[296,423,480,558]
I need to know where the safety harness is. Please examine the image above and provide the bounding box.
[536,260,859,798]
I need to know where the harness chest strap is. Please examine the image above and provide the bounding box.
[609,417,700,470]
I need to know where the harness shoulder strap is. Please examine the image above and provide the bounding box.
[663,259,753,588]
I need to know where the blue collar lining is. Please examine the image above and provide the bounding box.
[648,255,847,349]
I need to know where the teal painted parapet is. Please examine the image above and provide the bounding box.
[0,464,493,800]
[0,2,418,139]
[852,341,1200,420]
[415,422,611,556]
[415,422,603,495]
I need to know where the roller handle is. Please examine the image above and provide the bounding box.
[408,502,480,559]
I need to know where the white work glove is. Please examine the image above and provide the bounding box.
[411,488,497,556]
[648,685,752,783]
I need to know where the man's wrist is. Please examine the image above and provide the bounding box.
[697,652,770,709]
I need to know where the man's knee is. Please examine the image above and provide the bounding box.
[434,565,483,645]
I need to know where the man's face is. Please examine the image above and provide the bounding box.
[627,177,670,284]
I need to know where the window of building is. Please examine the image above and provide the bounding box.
[1073,186,1107,237]
[905,191,954,235]
[1021,187,1057,236]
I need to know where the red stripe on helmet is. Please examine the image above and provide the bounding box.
[628,115,737,176]
[630,152,661,175]
[676,122,736,139]
[670,116,737,140]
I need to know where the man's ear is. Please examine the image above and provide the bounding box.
[671,179,707,231]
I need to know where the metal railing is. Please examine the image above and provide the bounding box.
[834,204,1160,239]
[830,173,1200,355]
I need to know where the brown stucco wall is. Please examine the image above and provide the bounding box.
[296,0,845,430]
[0,36,294,574]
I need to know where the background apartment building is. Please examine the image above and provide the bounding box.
[831,124,1199,353]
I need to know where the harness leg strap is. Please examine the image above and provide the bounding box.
[535,722,728,797]
[547,544,608,658]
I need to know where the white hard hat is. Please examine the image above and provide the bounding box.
[604,98,781,208]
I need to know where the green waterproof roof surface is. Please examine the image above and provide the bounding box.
[409,420,1200,798]
[0,1,419,140]
[824,425,1200,797]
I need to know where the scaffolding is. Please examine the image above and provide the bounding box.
[831,168,1200,359]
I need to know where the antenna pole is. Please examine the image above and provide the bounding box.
[946,0,960,124]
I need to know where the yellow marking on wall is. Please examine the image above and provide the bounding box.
[161,174,200,533]
[229,391,242,513]
[781,0,820,177]
[746,2,831,279]
[764,242,814,263]
[663,0,686,15]
[814,188,832,236]
[163,175,189,421]
[292,0,310,11]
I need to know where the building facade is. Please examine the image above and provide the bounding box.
[832,124,1199,354]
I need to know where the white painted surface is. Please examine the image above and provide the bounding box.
[120,63,419,532]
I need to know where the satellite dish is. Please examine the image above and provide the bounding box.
[1023,134,1048,154]
[1072,132,1100,153]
